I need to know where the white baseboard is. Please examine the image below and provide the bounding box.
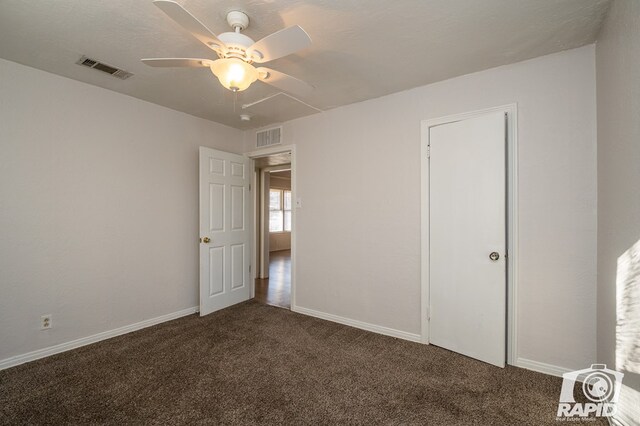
[514,357,573,377]
[611,410,637,426]
[292,305,422,343]
[0,306,198,371]
[610,383,640,426]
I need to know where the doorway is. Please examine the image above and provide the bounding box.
[249,148,295,309]
[420,105,518,366]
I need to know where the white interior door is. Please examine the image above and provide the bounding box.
[429,111,506,367]
[199,147,251,316]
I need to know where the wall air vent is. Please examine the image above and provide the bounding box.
[76,55,133,80]
[256,126,282,148]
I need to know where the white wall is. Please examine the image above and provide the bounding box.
[596,0,640,423]
[247,45,598,371]
[269,233,291,252]
[0,58,243,363]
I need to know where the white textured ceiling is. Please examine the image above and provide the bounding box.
[0,0,611,130]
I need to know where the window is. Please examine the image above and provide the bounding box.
[269,189,292,232]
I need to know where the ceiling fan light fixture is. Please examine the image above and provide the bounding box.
[145,1,313,97]
[210,58,257,91]
[250,50,263,61]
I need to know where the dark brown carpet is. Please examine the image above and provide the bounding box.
[0,301,603,425]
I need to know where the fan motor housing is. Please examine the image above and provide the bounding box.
[218,32,255,60]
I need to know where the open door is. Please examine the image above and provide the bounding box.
[199,147,252,316]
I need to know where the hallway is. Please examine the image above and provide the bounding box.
[254,250,291,309]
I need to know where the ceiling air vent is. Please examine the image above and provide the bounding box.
[76,55,133,80]
[256,126,282,148]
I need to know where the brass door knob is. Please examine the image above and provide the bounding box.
[201,237,211,243]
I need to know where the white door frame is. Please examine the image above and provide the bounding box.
[246,144,297,309]
[420,104,518,364]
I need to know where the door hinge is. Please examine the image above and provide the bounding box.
[249,264,251,273]
[426,145,431,158]
[249,184,251,191]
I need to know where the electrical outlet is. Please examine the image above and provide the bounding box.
[41,315,51,330]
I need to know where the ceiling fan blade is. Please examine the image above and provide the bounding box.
[256,67,314,97]
[142,58,214,68]
[249,26,311,63]
[153,0,226,52]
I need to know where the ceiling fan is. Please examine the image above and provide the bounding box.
[142,0,314,96]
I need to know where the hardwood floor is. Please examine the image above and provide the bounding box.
[254,249,290,309]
